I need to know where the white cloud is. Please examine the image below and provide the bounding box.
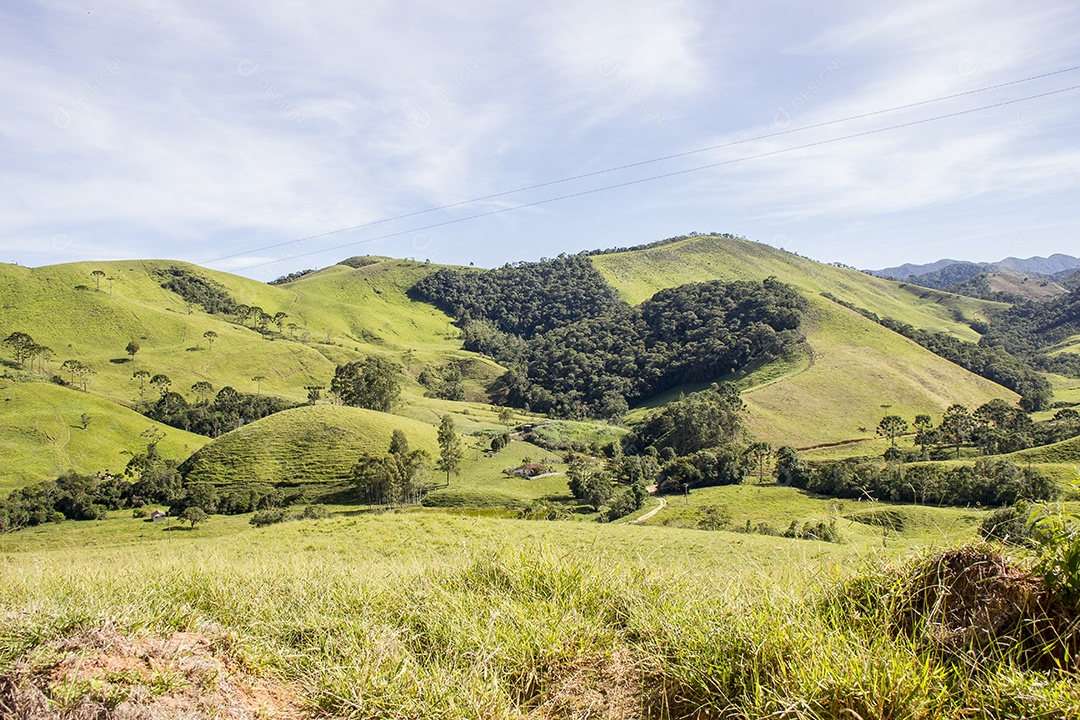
[0,0,1076,273]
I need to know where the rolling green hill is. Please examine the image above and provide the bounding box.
[0,236,1040,491]
[0,379,207,494]
[181,405,441,486]
[0,258,507,489]
[592,236,1016,445]
[0,258,471,408]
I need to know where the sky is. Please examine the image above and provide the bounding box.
[1,0,1078,281]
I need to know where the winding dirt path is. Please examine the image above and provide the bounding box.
[626,486,666,525]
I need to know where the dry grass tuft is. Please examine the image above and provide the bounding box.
[893,545,1080,669]
[530,648,645,720]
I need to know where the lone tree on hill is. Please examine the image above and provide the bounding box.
[203,330,217,350]
[252,375,265,396]
[331,357,402,412]
[180,506,207,528]
[876,415,909,451]
[498,407,514,429]
[90,269,105,291]
[126,341,140,361]
[436,414,464,487]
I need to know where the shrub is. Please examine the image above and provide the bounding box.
[302,504,330,520]
[979,502,1034,546]
[249,508,288,528]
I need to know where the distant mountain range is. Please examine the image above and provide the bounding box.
[870,254,1080,282]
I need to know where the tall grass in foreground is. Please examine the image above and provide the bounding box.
[2,518,1078,718]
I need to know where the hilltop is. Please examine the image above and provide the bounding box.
[588,235,1015,445]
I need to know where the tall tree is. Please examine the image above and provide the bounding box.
[747,441,773,482]
[60,359,84,385]
[90,269,105,291]
[191,381,214,403]
[389,429,411,457]
[498,407,514,429]
[940,404,976,459]
[150,373,171,398]
[203,330,217,351]
[132,369,150,397]
[913,414,935,456]
[436,414,463,486]
[3,332,35,366]
[876,415,909,450]
[125,341,140,362]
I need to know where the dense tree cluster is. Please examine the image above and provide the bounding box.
[155,267,238,315]
[416,255,807,418]
[564,453,652,521]
[331,357,403,411]
[823,293,1053,410]
[628,383,747,455]
[418,363,466,401]
[0,431,188,532]
[0,472,124,531]
[142,385,296,437]
[412,255,623,339]
[781,451,1055,508]
[352,430,431,506]
[657,446,746,493]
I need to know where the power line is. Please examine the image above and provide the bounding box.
[229,82,1080,272]
[204,64,1080,266]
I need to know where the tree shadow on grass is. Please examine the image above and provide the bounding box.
[109,358,131,364]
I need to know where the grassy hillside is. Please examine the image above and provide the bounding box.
[591,235,1003,338]
[593,236,1017,445]
[0,379,207,494]
[0,258,473,409]
[0,241,1032,488]
[0,258,516,489]
[181,405,441,485]
[1050,334,1080,357]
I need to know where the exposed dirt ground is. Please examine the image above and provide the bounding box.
[0,625,309,720]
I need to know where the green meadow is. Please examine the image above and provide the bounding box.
[3,508,1078,718]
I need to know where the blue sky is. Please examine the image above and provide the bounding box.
[1,0,1078,280]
